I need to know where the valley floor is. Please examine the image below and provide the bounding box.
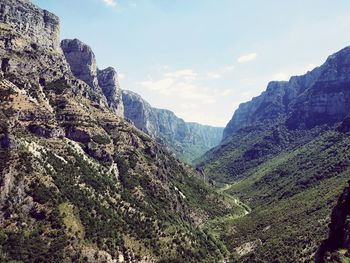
[204,183,252,260]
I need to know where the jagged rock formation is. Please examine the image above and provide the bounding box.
[61,39,99,90]
[223,47,350,140]
[0,0,243,262]
[316,181,350,263]
[122,90,223,163]
[97,67,124,117]
[61,39,124,116]
[0,0,69,81]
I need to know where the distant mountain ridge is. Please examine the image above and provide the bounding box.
[223,46,350,141]
[122,90,223,163]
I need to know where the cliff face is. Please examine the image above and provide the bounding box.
[223,47,350,140]
[61,39,99,90]
[122,90,223,163]
[316,181,350,263]
[61,39,124,116]
[0,1,239,262]
[0,0,60,51]
[97,67,124,117]
[0,0,69,82]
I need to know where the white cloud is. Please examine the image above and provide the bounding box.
[206,64,235,80]
[272,72,289,81]
[237,53,257,63]
[118,73,125,80]
[140,78,174,95]
[206,72,221,79]
[137,68,237,125]
[102,0,116,7]
[164,69,197,80]
[240,78,256,85]
[140,78,215,104]
[272,64,316,81]
[220,89,232,96]
[139,69,232,106]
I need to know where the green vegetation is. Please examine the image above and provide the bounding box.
[91,134,111,145]
[0,120,240,263]
[59,202,85,240]
[199,124,350,262]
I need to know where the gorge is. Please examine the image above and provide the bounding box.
[0,0,350,263]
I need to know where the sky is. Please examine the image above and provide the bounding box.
[32,0,350,127]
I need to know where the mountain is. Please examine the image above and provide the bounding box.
[60,39,223,164]
[122,90,224,164]
[197,47,350,262]
[0,1,245,262]
[223,46,350,141]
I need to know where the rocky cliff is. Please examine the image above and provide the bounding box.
[61,39,99,90]
[61,38,124,116]
[97,67,124,117]
[223,47,350,140]
[0,0,69,82]
[0,1,241,262]
[316,181,350,263]
[122,90,223,163]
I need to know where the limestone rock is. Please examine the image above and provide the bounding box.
[61,39,99,91]
[0,0,70,82]
[122,90,223,163]
[97,67,124,117]
[223,46,350,140]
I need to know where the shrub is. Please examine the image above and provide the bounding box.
[92,134,111,145]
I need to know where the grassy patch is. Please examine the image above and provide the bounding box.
[59,202,85,241]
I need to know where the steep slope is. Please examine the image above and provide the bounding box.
[197,47,350,262]
[0,1,244,262]
[316,181,350,263]
[61,38,124,117]
[122,90,223,164]
[200,46,350,181]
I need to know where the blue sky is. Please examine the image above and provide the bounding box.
[32,0,350,126]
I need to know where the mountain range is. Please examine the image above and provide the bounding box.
[1,0,350,263]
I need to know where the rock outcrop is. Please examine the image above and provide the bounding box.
[61,39,124,116]
[97,67,124,117]
[61,39,99,90]
[0,0,70,82]
[223,47,350,140]
[316,181,350,263]
[0,0,61,51]
[122,90,223,163]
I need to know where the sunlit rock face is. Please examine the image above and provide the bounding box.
[97,67,124,117]
[0,0,69,81]
[61,39,99,91]
[223,46,350,140]
[122,90,223,163]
